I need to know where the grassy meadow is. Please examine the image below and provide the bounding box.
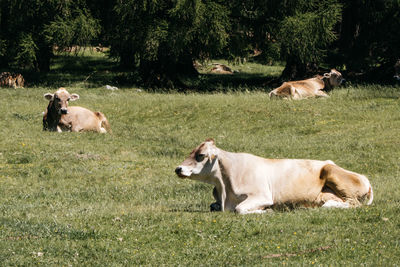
[1,52,400,265]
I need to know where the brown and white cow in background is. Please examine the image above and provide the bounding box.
[0,72,25,88]
[175,139,373,214]
[210,63,234,75]
[43,87,111,133]
[269,69,345,99]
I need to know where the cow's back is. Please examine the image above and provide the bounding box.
[290,78,324,97]
[63,106,102,132]
[263,159,329,204]
[271,77,325,98]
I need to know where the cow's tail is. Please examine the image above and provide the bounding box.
[365,183,374,206]
[95,112,112,133]
[358,174,373,206]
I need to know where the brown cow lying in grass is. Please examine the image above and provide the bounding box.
[43,88,111,133]
[210,63,234,74]
[0,72,25,88]
[175,139,373,214]
[269,69,345,99]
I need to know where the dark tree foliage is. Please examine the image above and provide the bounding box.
[278,0,342,80]
[220,0,342,80]
[109,0,230,87]
[1,0,398,85]
[85,0,116,46]
[0,0,99,71]
[332,0,400,81]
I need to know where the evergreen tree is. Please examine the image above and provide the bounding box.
[109,0,230,87]
[1,0,398,84]
[333,0,400,80]
[221,0,342,80]
[279,0,342,79]
[0,0,100,71]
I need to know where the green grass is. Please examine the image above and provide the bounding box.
[0,51,400,266]
[1,62,400,264]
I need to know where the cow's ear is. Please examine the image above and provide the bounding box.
[205,138,215,145]
[323,72,331,78]
[207,146,218,163]
[70,94,80,101]
[44,93,54,100]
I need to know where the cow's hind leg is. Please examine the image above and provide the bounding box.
[317,187,350,208]
[320,164,373,206]
[235,196,273,215]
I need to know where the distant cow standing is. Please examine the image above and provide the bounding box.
[269,69,345,99]
[43,88,111,133]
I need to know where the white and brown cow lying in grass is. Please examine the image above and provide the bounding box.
[43,88,111,133]
[269,69,345,99]
[175,139,373,214]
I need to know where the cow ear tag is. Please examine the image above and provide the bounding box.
[209,154,216,163]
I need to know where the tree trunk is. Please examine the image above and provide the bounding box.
[36,46,52,72]
[337,0,363,71]
[119,49,136,69]
[281,57,320,81]
[139,54,197,88]
[280,57,307,81]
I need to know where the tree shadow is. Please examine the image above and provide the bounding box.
[6,52,398,90]
[168,208,210,213]
[13,53,285,91]
[19,54,135,88]
[191,73,281,92]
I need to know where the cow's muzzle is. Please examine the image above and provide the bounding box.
[60,108,68,114]
[175,167,188,178]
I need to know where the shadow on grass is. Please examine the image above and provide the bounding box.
[15,54,282,91]
[21,54,131,88]
[190,73,280,92]
[169,208,210,213]
[5,52,399,90]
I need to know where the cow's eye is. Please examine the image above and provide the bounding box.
[195,153,205,162]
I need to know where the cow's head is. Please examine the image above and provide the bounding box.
[15,74,25,88]
[44,88,79,114]
[323,69,345,86]
[7,76,15,88]
[175,138,219,179]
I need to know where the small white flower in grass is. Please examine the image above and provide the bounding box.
[113,217,122,222]
[118,237,123,242]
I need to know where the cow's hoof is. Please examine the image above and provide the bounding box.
[210,202,221,212]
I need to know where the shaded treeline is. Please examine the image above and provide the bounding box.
[0,0,399,87]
